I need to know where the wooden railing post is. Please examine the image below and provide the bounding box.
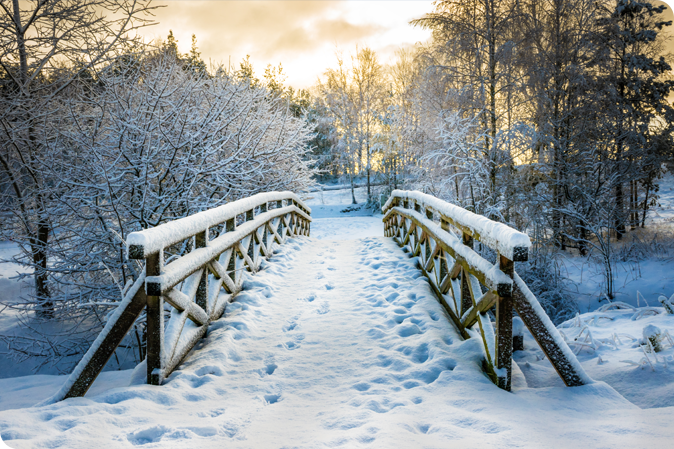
[496,254,514,391]
[146,251,163,385]
[460,231,474,315]
[246,209,255,268]
[225,218,236,284]
[195,230,209,313]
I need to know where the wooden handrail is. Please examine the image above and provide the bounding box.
[383,191,590,391]
[383,190,530,261]
[44,193,311,403]
[128,191,310,258]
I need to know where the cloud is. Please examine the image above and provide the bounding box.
[143,1,433,87]
[262,18,384,58]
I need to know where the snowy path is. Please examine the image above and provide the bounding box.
[2,234,674,447]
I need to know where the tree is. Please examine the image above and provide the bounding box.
[320,53,359,203]
[0,0,155,318]
[412,0,522,218]
[351,47,386,203]
[594,0,674,239]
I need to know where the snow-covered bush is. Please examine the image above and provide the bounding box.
[643,325,663,352]
[658,295,674,315]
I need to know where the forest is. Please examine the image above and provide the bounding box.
[1,0,673,373]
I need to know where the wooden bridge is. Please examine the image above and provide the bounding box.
[43,190,589,404]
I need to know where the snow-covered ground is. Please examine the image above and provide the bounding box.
[2,233,674,448]
[1,184,674,447]
[516,302,674,409]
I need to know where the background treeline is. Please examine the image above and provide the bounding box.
[308,0,674,322]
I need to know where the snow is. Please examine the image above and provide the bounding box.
[304,186,383,240]
[384,190,531,261]
[517,303,674,409]
[2,186,674,447]
[127,192,310,257]
[0,242,42,379]
[1,235,674,447]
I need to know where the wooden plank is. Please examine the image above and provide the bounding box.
[460,232,474,315]
[162,324,208,380]
[62,286,147,399]
[195,230,208,312]
[164,288,209,326]
[495,254,514,391]
[146,252,164,386]
[425,270,471,340]
[382,195,529,262]
[461,291,497,329]
[512,282,586,387]
[384,209,511,296]
[237,239,257,273]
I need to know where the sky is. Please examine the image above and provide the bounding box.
[142,1,434,89]
[142,1,674,90]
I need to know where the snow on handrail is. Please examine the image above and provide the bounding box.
[145,206,308,295]
[127,191,311,258]
[383,190,530,261]
[391,206,512,294]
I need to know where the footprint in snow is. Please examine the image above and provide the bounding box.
[263,393,281,404]
[257,363,277,376]
[282,340,300,350]
[297,293,316,302]
[283,316,300,332]
[397,323,422,337]
[315,302,330,315]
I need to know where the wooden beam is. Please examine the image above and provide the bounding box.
[146,251,163,386]
[62,285,147,399]
[195,230,208,313]
[512,281,587,387]
[495,254,514,391]
[461,291,498,329]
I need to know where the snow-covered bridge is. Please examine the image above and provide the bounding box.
[2,191,672,447]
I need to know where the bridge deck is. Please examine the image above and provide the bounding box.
[0,233,671,447]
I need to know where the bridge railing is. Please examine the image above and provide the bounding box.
[382,190,590,390]
[44,192,310,403]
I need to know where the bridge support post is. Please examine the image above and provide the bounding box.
[496,254,514,391]
[146,251,164,385]
[460,232,474,315]
[195,229,209,314]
